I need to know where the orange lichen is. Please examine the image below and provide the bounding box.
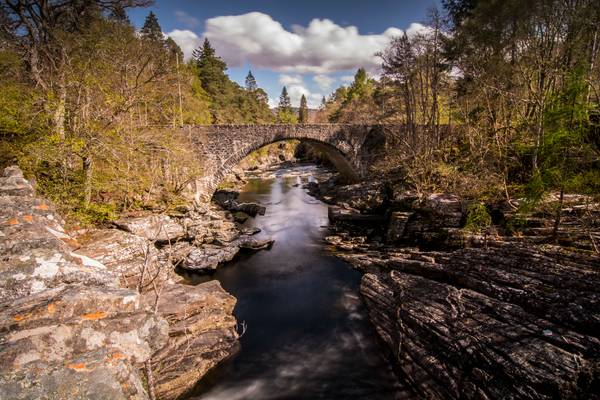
[13,313,31,322]
[106,353,126,362]
[47,303,56,315]
[81,311,107,320]
[7,218,19,225]
[61,237,80,249]
[34,203,49,211]
[66,363,89,371]
[22,215,34,223]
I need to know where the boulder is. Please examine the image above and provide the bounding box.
[145,281,238,400]
[233,211,250,223]
[114,214,186,243]
[322,181,388,213]
[212,190,239,209]
[233,202,266,217]
[418,193,463,227]
[238,237,274,251]
[183,244,240,271]
[386,211,413,244]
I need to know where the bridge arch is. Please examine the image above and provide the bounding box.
[182,124,391,202]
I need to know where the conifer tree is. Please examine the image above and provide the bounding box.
[277,87,297,123]
[140,11,162,42]
[298,94,309,123]
[193,38,228,97]
[278,86,292,111]
[245,70,258,91]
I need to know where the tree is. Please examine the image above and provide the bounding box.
[0,0,148,139]
[140,11,163,42]
[277,87,297,123]
[193,39,227,84]
[298,94,309,123]
[245,70,257,91]
[346,68,370,101]
[278,87,292,110]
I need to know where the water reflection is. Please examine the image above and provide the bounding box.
[188,165,403,400]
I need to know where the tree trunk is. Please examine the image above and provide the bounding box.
[53,49,68,140]
[83,156,93,207]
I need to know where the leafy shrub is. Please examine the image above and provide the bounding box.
[464,203,492,233]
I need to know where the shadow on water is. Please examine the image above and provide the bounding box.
[184,165,404,400]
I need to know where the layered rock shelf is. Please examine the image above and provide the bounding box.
[338,244,600,399]
[0,166,246,399]
[314,175,600,399]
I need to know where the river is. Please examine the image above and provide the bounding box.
[186,165,404,400]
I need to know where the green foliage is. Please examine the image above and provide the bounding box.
[140,11,163,42]
[245,71,257,91]
[277,87,297,123]
[192,40,273,123]
[298,94,309,123]
[521,68,599,208]
[464,203,492,233]
[72,203,118,226]
[1,8,210,225]
[320,69,378,123]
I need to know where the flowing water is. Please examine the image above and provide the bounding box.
[186,165,403,400]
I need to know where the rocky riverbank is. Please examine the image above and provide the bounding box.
[0,166,274,400]
[309,174,600,399]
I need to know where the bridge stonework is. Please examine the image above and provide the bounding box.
[181,124,398,202]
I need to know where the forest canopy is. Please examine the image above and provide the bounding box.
[0,0,598,227]
[0,1,274,224]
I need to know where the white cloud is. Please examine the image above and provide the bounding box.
[204,12,407,74]
[313,75,335,91]
[174,10,200,28]
[276,74,322,108]
[406,22,431,37]
[167,29,201,60]
[279,74,304,87]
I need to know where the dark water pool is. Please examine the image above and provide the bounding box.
[186,165,404,400]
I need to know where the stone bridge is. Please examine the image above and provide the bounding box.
[181,124,408,202]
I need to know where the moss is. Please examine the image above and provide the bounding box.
[69,203,117,226]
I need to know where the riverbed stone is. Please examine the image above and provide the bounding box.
[184,243,240,271]
[115,214,186,243]
[145,281,238,400]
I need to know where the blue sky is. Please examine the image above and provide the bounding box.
[128,0,441,107]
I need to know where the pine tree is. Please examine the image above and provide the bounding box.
[245,70,257,91]
[193,38,228,96]
[141,11,162,42]
[277,87,297,123]
[278,86,292,111]
[298,94,309,123]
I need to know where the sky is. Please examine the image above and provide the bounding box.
[128,0,441,108]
